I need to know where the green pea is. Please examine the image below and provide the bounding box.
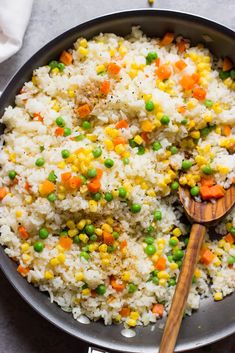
[87,168,97,178]
[130,203,141,213]
[230,70,235,79]
[82,246,89,252]
[153,210,162,221]
[201,165,213,175]
[152,277,159,285]
[167,255,173,262]
[181,160,193,171]
[129,138,138,148]
[173,249,184,261]
[145,100,155,111]
[160,115,170,125]
[39,228,49,239]
[74,134,85,141]
[8,170,17,180]
[190,186,200,197]
[48,171,57,183]
[80,175,87,185]
[181,119,188,125]
[61,149,70,159]
[219,71,230,80]
[107,245,116,253]
[230,227,235,236]
[90,234,97,242]
[184,238,189,246]
[34,241,44,252]
[82,121,91,130]
[48,60,59,69]
[55,116,65,127]
[169,238,178,247]
[150,270,158,277]
[73,235,80,244]
[204,99,213,108]
[146,52,158,65]
[104,158,114,168]
[176,260,182,268]
[35,158,45,167]
[228,256,235,265]
[147,226,154,234]
[171,181,179,190]
[118,187,127,198]
[40,145,45,152]
[63,127,72,136]
[92,192,102,201]
[57,62,65,72]
[112,231,120,240]
[96,284,106,295]
[47,193,57,202]
[144,236,155,244]
[85,224,95,236]
[137,145,145,155]
[192,276,197,284]
[170,146,178,155]
[128,283,137,294]
[92,147,102,158]
[80,251,90,261]
[122,157,129,165]
[152,141,162,151]
[200,127,210,137]
[60,230,68,237]
[144,244,156,256]
[104,192,113,202]
[168,278,176,287]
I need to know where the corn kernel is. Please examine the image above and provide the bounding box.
[50,257,59,267]
[130,311,139,320]
[159,278,167,286]
[68,229,78,237]
[77,219,86,230]
[226,222,232,231]
[179,176,187,185]
[169,262,178,270]
[79,38,88,48]
[194,268,201,278]
[217,165,229,174]
[75,272,84,281]
[68,89,75,98]
[224,77,233,88]
[66,220,76,229]
[157,271,170,280]
[15,210,22,218]
[101,258,110,266]
[32,76,37,85]
[57,193,65,200]
[212,102,222,114]
[21,243,30,252]
[88,243,98,252]
[52,102,60,112]
[218,239,226,248]
[213,257,222,266]
[141,120,154,132]
[126,319,137,327]
[57,253,66,264]
[95,228,103,236]
[109,48,115,57]
[195,155,208,166]
[22,254,31,264]
[57,161,66,169]
[121,271,131,282]
[133,135,143,145]
[99,244,108,252]
[190,131,200,139]
[104,139,114,151]
[89,200,98,212]
[24,195,33,204]
[213,292,223,301]
[79,233,89,243]
[204,114,213,123]
[96,64,105,74]
[187,101,195,110]
[9,153,16,162]
[172,228,182,237]
[51,67,59,75]
[102,223,113,233]
[82,288,91,296]
[78,47,88,56]
[119,45,127,56]
[99,252,110,259]
[152,254,159,262]
[115,144,125,155]
[44,271,54,280]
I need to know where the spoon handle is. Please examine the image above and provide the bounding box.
[159,223,206,353]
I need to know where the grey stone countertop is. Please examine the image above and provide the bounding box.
[0,0,235,352]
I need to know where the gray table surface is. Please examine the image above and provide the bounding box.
[0,1,235,352]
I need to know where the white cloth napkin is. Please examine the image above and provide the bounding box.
[0,0,33,63]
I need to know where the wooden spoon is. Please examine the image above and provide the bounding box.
[159,184,235,353]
